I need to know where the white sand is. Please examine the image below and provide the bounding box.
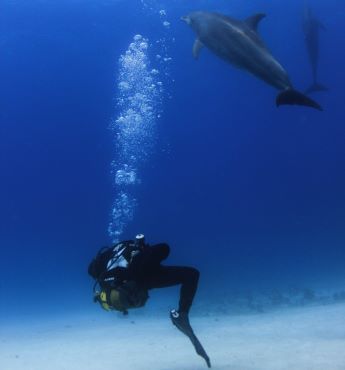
[1,303,345,370]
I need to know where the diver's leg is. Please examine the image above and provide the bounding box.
[145,266,210,367]
[144,265,199,313]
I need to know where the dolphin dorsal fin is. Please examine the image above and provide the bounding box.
[245,13,266,31]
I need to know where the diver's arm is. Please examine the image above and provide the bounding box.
[145,243,170,264]
[127,243,170,279]
[105,243,170,282]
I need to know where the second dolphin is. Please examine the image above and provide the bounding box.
[182,11,322,111]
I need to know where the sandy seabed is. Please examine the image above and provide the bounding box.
[1,303,345,370]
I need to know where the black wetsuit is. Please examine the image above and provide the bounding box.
[101,243,210,367]
[107,243,199,313]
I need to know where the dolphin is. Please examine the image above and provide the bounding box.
[303,2,327,94]
[182,11,322,111]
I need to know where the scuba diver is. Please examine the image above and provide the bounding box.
[88,234,211,368]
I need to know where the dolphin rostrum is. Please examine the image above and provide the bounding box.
[182,11,322,111]
[303,2,327,94]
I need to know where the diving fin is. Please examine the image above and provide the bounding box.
[276,88,323,111]
[305,83,328,95]
[170,310,211,368]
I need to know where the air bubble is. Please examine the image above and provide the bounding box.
[108,35,163,242]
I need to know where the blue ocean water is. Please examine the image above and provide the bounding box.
[0,0,344,320]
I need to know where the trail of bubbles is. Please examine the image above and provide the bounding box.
[108,35,163,242]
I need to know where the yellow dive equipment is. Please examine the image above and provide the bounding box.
[94,290,111,311]
[94,289,126,312]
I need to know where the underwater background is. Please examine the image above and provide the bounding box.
[0,0,344,321]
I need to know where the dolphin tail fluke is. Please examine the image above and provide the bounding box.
[276,89,323,111]
[305,83,328,95]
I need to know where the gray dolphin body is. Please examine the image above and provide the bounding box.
[303,4,327,94]
[182,11,322,111]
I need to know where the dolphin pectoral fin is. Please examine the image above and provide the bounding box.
[245,13,266,31]
[192,39,203,60]
[276,89,323,111]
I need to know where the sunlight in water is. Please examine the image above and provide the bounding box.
[108,34,163,242]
